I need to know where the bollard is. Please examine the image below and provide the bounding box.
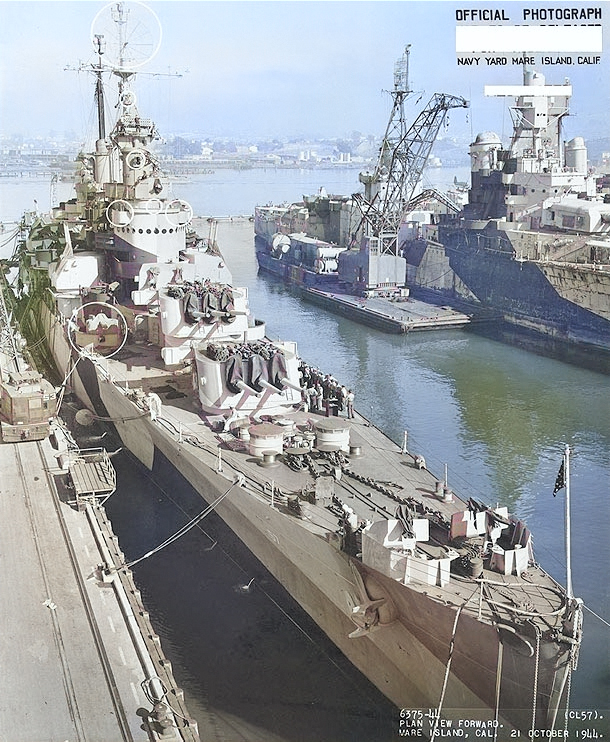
[259,450,280,468]
[150,702,175,737]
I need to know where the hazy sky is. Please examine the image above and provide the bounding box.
[0,0,608,144]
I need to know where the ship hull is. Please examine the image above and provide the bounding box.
[95,376,575,732]
[255,239,336,289]
[435,227,610,354]
[90,350,501,721]
[27,295,574,732]
[95,378,530,730]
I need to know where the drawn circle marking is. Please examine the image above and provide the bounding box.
[106,199,134,228]
[165,199,193,227]
[68,302,128,359]
[91,1,162,71]
[126,149,147,170]
[121,90,137,108]
[145,198,163,214]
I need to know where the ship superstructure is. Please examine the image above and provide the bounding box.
[4,5,582,734]
[403,68,610,351]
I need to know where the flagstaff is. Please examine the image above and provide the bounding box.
[552,444,573,598]
[564,444,573,599]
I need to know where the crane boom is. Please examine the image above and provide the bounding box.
[0,272,22,375]
[355,48,468,255]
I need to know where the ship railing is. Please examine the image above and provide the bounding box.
[132,391,301,509]
[87,352,572,633]
[151,403,296,509]
[423,570,569,625]
[89,351,218,451]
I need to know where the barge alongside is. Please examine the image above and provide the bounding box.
[256,64,610,355]
[254,47,472,334]
[5,5,582,735]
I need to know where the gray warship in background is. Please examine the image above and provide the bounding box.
[257,62,610,356]
[4,6,582,735]
[403,68,610,354]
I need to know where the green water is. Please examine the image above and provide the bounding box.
[218,218,610,723]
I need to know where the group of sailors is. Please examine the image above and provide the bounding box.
[298,362,354,418]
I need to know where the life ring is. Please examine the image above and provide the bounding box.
[314,258,325,274]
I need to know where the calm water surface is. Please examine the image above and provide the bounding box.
[2,173,609,740]
[217,220,610,718]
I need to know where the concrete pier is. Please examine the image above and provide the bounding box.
[0,435,200,742]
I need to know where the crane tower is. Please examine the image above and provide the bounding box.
[355,47,468,256]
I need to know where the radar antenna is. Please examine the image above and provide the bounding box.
[93,33,107,140]
[91,1,162,73]
[65,2,181,155]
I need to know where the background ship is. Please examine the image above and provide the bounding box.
[256,62,610,358]
[403,69,610,354]
[255,47,468,304]
[3,4,583,735]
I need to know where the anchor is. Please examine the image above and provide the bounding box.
[345,562,396,638]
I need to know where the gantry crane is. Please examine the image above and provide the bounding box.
[354,47,468,255]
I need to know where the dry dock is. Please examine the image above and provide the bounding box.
[0,435,200,742]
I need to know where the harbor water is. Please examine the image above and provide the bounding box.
[2,171,609,741]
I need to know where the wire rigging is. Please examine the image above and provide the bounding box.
[117,479,240,571]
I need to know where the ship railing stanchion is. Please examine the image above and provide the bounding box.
[442,463,453,503]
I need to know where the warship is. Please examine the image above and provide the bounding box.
[6,4,582,735]
[256,64,610,356]
[404,68,610,354]
[254,47,468,301]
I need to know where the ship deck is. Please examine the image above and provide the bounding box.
[101,339,569,633]
[306,286,472,332]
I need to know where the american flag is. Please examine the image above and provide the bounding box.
[552,460,566,496]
